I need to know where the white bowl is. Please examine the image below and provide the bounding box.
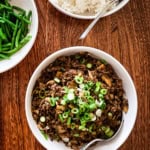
[0,0,38,73]
[25,46,137,150]
[48,0,129,19]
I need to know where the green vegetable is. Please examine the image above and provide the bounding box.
[74,75,84,84]
[100,59,107,65]
[40,116,46,123]
[99,100,106,110]
[58,114,64,122]
[71,108,79,114]
[100,89,108,95]
[54,77,60,83]
[40,130,49,140]
[0,1,32,60]
[86,63,92,69]
[67,117,71,126]
[95,82,101,93]
[105,129,114,137]
[49,97,59,107]
[62,112,69,119]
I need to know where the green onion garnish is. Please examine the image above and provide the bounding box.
[100,89,108,95]
[71,108,79,114]
[40,130,49,140]
[95,82,101,93]
[54,77,60,83]
[74,75,84,84]
[67,117,71,126]
[58,114,64,122]
[49,97,59,107]
[40,116,46,122]
[86,63,93,69]
[62,112,69,119]
[99,100,106,110]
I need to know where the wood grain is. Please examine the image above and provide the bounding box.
[0,0,150,150]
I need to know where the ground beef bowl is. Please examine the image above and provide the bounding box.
[25,46,137,150]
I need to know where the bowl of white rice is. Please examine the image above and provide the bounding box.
[48,0,129,19]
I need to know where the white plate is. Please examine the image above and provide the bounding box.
[48,0,129,19]
[25,46,137,150]
[0,0,38,73]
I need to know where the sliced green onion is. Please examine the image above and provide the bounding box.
[62,112,69,119]
[105,126,110,133]
[40,116,46,122]
[86,63,92,69]
[87,81,94,88]
[71,108,79,114]
[73,133,80,137]
[49,97,59,107]
[105,129,114,137]
[40,130,49,140]
[71,123,76,129]
[54,77,60,83]
[100,59,107,65]
[98,93,104,99]
[95,82,101,93]
[79,104,86,113]
[88,125,94,132]
[84,90,90,97]
[67,117,71,126]
[58,114,64,122]
[99,100,106,110]
[86,96,94,102]
[108,112,113,118]
[74,75,84,84]
[100,89,108,95]
[75,55,80,59]
[89,103,97,111]
[39,89,45,99]
[63,86,69,93]
[101,126,106,131]
[79,125,86,131]
[61,99,67,105]
[67,92,75,100]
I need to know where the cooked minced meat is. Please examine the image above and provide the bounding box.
[32,52,128,150]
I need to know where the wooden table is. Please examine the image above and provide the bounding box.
[0,0,150,149]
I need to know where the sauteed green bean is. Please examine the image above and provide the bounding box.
[0,0,32,60]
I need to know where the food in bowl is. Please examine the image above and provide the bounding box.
[57,0,120,15]
[0,0,32,60]
[31,52,128,150]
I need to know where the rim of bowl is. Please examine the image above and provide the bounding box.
[25,46,137,150]
[0,0,39,73]
[48,0,129,19]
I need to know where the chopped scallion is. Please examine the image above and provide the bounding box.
[74,75,84,84]
[54,77,60,83]
[40,116,46,123]
[100,89,108,95]
[86,63,92,69]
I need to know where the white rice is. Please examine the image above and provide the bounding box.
[57,0,118,15]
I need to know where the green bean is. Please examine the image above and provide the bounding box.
[1,35,31,55]
[12,6,26,13]
[0,17,15,29]
[0,38,2,51]
[11,19,19,49]
[0,4,12,10]
[15,28,21,47]
[0,53,9,60]
[0,28,7,40]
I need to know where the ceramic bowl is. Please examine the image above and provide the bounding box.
[48,0,129,19]
[0,0,38,73]
[25,46,137,150]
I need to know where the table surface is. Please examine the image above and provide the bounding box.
[0,0,150,150]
